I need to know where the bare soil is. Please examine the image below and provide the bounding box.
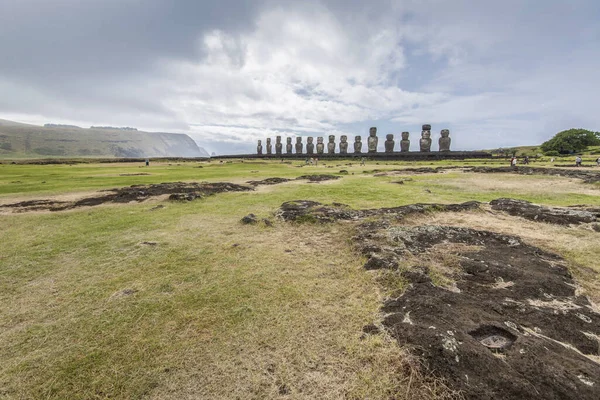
[277,200,600,399]
[0,182,253,212]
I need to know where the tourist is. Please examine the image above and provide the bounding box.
[145,158,149,166]
[511,157,517,167]
[596,157,600,167]
[360,157,366,166]
[575,156,582,167]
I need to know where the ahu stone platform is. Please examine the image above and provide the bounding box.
[213,151,492,161]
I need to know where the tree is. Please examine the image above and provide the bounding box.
[540,129,600,154]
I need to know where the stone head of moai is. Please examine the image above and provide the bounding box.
[439,129,451,152]
[257,139,262,146]
[296,137,302,143]
[384,134,395,153]
[354,136,362,153]
[286,137,292,144]
[339,135,348,154]
[276,136,282,143]
[419,126,431,152]
[327,135,336,154]
[317,137,323,144]
[266,138,271,144]
[307,137,313,144]
[400,132,410,152]
[369,127,377,137]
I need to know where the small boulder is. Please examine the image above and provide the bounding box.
[241,214,258,224]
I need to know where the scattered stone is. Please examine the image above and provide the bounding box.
[141,241,158,246]
[592,223,600,232]
[241,214,258,224]
[169,192,201,201]
[150,205,164,211]
[490,198,597,225]
[119,173,150,176]
[262,218,273,227]
[338,170,348,174]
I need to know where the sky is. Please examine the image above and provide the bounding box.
[1,0,599,155]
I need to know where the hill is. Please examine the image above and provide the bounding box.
[0,119,209,158]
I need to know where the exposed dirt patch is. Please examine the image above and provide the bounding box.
[119,173,151,176]
[0,182,253,212]
[277,200,480,223]
[490,198,599,225]
[246,174,341,186]
[295,174,341,182]
[468,166,600,184]
[276,200,600,399]
[365,167,453,175]
[374,225,600,399]
[246,177,292,186]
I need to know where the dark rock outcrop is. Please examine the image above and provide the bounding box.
[490,198,597,225]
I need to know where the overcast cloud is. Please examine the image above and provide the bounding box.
[1,0,599,154]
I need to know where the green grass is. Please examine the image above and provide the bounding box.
[1,159,599,399]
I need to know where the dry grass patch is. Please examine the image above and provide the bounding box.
[0,205,461,399]
[432,173,600,198]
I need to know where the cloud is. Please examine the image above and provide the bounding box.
[1,0,599,154]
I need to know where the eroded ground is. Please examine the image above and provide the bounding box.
[277,199,600,399]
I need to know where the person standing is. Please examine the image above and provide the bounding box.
[575,156,582,167]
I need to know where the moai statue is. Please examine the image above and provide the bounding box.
[354,136,363,153]
[384,134,395,153]
[327,135,336,154]
[286,137,293,154]
[339,135,348,154]
[295,137,303,154]
[439,129,451,152]
[275,136,283,155]
[266,138,272,155]
[257,140,263,155]
[306,137,314,155]
[400,132,410,152]
[367,127,378,153]
[316,137,324,154]
[419,124,432,152]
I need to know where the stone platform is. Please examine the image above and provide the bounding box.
[213,151,492,161]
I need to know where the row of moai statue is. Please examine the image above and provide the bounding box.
[256,125,451,155]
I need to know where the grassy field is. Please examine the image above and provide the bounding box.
[1,159,599,399]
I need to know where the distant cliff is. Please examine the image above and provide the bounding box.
[0,119,209,158]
